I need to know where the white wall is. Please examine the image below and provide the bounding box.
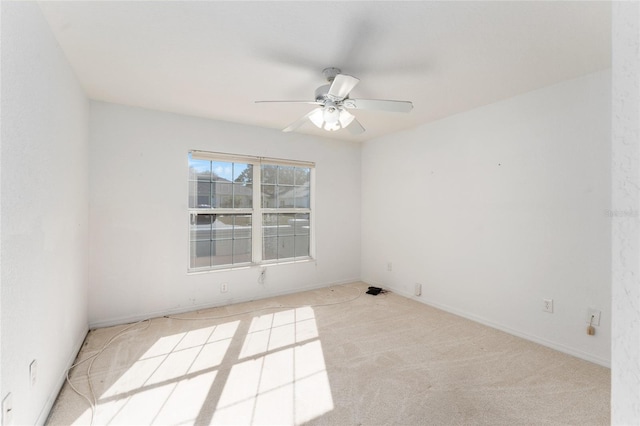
[88,102,361,327]
[611,2,640,423]
[1,2,89,424]
[362,70,611,366]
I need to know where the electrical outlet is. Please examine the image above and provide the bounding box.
[3,393,12,425]
[414,283,422,296]
[586,308,601,326]
[220,283,228,293]
[29,359,37,387]
[543,299,553,313]
[387,262,393,272]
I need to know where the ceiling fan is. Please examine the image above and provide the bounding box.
[256,67,413,135]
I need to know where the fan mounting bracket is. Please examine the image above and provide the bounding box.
[322,67,341,82]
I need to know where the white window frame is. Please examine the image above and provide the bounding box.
[188,150,315,271]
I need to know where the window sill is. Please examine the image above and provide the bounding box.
[187,257,314,274]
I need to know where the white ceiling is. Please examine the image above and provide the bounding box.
[38,1,611,142]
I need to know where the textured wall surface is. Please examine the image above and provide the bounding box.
[362,70,611,366]
[1,2,89,424]
[88,102,361,327]
[611,2,640,424]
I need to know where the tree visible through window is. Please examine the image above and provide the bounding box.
[188,152,313,270]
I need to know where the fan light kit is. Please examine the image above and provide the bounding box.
[256,67,413,134]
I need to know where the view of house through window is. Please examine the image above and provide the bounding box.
[188,152,313,270]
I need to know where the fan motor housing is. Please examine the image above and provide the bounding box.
[314,84,331,102]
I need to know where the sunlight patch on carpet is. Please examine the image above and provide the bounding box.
[213,307,333,425]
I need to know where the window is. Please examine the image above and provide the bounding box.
[261,165,311,261]
[188,151,313,270]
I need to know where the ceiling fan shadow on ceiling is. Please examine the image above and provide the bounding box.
[255,67,413,135]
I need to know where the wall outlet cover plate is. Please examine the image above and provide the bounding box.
[586,308,601,326]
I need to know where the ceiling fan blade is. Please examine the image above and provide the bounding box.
[343,98,413,113]
[256,100,323,105]
[338,108,355,128]
[282,108,322,133]
[328,74,360,101]
[347,118,365,135]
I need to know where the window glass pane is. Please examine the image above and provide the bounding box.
[212,215,233,240]
[262,184,277,208]
[188,157,213,208]
[233,183,252,208]
[211,161,233,182]
[260,165,311,210]
[212,183,232,208]
[190,214,213,240]
[189,159,211,181]
[211,240,233,266]
[278,186,295,208]
[294,186,310,208]
[233,215,252,240]
[263,214,278,237]
[261,213,310,261]
[294,213,310,235]
[190,240,211,268]
[295,235,310,257]
[233,163,252,183]
[189,181,212,208]
[262,165,277,184]
[190,214,253,268]
[188,181,198,208]
[279,213,295,236]
[233,239,252,263]
[278,236,295,258]
[263,236,278,260]
[294,167,310,186]
[234,214,252,227]
[278,166,295,185]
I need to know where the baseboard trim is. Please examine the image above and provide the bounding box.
[364,279,611,369]
[37,325,89,425]
[89,278,361,329]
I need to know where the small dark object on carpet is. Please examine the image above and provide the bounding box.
[366,286,388,295]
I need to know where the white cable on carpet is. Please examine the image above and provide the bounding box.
[63,283,363,423]
[65,319,151,425]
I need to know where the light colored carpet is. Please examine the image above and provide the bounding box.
[47,282,610,425]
